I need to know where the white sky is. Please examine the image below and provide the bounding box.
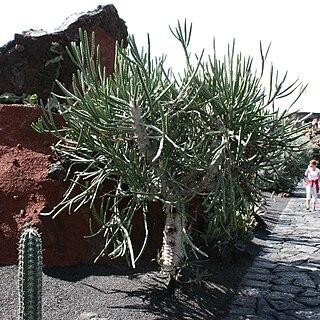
[0,0,319,113]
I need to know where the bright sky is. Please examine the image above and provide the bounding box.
[0,0,319,113]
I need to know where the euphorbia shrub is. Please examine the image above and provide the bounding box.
[34,22,306,276]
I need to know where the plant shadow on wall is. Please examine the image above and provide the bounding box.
[33,20,308,287]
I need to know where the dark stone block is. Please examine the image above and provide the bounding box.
[0,5,128,102]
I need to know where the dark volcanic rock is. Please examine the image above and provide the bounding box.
[0,4,128,102]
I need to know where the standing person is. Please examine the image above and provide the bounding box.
[312,118,318,130]
[305,160,320,210]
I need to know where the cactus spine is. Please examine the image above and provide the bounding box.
[18,226,43,320]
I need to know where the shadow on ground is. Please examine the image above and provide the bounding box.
[109,277,220,320]
[0,192,289,319]
[43,260,159,282]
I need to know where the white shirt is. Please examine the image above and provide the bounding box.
[307,167,320,180]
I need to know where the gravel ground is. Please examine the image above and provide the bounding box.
[0,193,289,320]
[0,263,221,320]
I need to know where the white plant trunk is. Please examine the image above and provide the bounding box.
[161,204,184,274]
[132,102,184,274]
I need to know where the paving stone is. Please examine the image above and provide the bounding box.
[229,307,255,316]
[273,272,316,288]
[263,241,284,248]
[309,271,320,286]
[232,296,257,308]
[244,279,272,289]
[307,258,320,264]
[286,309,320,320]
[273,313,299,320]
[306,262,320,271]
[271,284,305,294]
[256,297,274,314]
[245,273,276,282]
[278,248,302,255]
[260,253,282,261]
[273,265,299,273]
[271,277,293,285]
[246,315,275,320]
[248,267,271,275]
[275,271,303,278]
[265,291,294,301]
[292,277,316,288]
[299,288,319,297]
[267,299,305,312]
[281,254,311,264]
[295,265,318,272]
[223,316,245,320]
[261,247,277,253]
[252,259,277,270]
[293,245,318,254]
[295,296,320,307]
[239,288,269,298]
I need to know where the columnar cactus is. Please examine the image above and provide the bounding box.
[18,226,43,320]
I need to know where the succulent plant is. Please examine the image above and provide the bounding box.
[34,22,306,276]
[18,226,43,320]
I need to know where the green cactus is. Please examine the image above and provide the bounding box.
[18,226,43,320]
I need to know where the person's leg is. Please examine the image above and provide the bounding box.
[312,186,317,210]
[306,185,311,209]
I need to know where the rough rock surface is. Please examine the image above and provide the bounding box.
[0,6,166,268]
[0,4,128,102]
[0,104,89,267]
[0,104,164,267]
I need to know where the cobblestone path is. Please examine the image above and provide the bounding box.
[224,197,320,320]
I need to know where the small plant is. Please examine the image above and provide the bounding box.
[18,225,43,320]
[0,92,39,105]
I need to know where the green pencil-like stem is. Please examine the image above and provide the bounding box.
[18,226,43,320]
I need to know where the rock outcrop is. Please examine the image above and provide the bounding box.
[0,104,164,267]
[0,6,165,268]
[0,4,128,102]
[0,104,81,267]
